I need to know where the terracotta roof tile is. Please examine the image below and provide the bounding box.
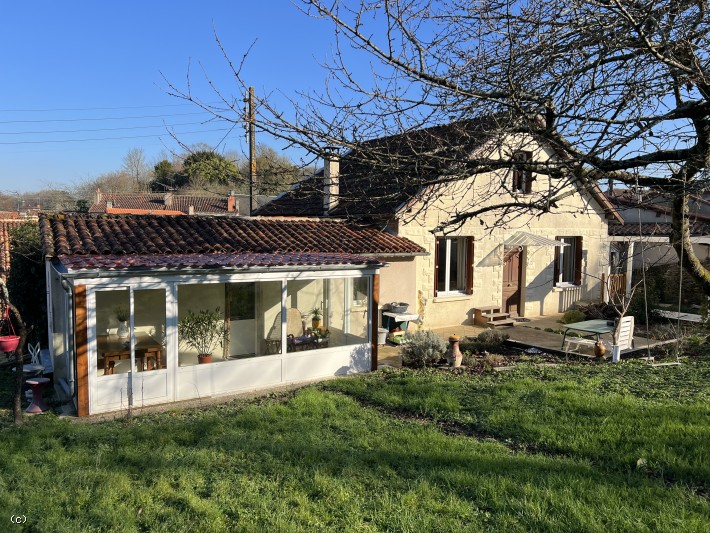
[609,221,710,237]
[90,193,231,215]
[40,213,426,272]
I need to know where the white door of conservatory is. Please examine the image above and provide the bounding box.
[90,286,172,413]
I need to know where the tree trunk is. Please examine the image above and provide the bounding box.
[670,193,710,297]
[8,304,27,425]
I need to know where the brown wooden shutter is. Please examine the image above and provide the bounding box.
[465,237,474,295]
[553,236,560,285]
[524,150,534,193]
[433,237,440,297]
[574,236,583,285]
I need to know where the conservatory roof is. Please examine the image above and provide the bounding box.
[40,213,425,272]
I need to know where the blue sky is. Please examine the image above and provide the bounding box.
[0,1,338,192]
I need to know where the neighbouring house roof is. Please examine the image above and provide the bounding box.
[40,213,426,272]
[609,221,710,238]
[606,190,710,237]
[256,118,622,223]
[90,192,232,215]
[90,190,276,216]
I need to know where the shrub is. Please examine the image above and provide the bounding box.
[559,309,586,324]
[400,330,447,368]
[459,328,510,354]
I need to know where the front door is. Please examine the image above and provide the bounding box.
[502,248,522,316]
[91,286,172,413]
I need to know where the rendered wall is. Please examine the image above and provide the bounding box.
[395,138,611,328]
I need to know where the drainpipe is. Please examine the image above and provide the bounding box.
[60,278,75,399]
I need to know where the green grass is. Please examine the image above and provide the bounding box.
[0,360,708,531]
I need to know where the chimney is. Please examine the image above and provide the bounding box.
[188,205,195,215]
[95,188,102,204]
[164,192,174,207]
[227,190,238,213]
[323,149,340,214]
[106,200,113,209]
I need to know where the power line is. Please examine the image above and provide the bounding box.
[0,127,234,145]
[0,111,213,125]
[0,120,209,136]
[0,102,221,113]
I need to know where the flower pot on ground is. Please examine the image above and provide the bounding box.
[446,335,463,367]
[594,340,606,357]
[178,308,224,364]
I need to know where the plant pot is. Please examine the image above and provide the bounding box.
[446,335,463,368]
[312,318,322,330]
[594,340,606,357]
[198,354,212,364]
[0,335,20,353]
[117,321,129,339]
[611,344,621,363]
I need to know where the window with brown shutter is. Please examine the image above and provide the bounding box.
[434,236,473,295]
[554,236,583,286]
[512,151,534,194]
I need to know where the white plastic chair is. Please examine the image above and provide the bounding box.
[25,342,44,373]
[615,316,635,351]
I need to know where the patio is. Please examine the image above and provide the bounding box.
[377,313,670,368]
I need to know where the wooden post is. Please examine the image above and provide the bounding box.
[370,273,379,371]
[75,285,89,417]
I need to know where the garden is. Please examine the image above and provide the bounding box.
[0,342,709,530]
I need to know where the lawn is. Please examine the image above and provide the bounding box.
[0,358,708,531]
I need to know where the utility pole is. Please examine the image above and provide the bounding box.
[246,86,256,216]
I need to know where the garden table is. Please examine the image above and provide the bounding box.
[560,319,614,349]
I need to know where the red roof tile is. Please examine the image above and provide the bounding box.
[40,213,426,272]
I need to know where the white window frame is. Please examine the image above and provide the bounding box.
[437,237,467,296]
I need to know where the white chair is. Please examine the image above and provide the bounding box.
[615,316,635,351]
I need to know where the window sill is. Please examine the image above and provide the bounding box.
[433,293,470,303]
[553,284,581,292]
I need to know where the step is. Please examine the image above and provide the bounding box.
[487,319,516,327]
[482,312,509,319]
[473,306,502,313]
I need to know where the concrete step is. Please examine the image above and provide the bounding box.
[487,318,516,327]
[482,312,510,319]
[473,305,502,313]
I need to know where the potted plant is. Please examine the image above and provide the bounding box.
[115,306,129,338]
[310,307,323,330]
[178,308,224,364]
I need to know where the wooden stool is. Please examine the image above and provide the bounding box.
[26,377,50,413]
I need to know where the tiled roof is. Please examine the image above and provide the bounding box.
[40,213,426,272]
[58,252,380,271]
[256,119,495,219]
[90,193,230,214]
[609,221,710,237]
[256,119,622,223]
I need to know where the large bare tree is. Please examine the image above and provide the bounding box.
[167,0,710,294]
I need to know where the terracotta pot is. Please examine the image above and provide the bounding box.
[446,335,463,368]
[0,335,19,353]
[198,354,212,364]
[312,318,322,330]
[594,340,606,357]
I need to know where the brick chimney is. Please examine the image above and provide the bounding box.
[95,188,102,204]
[323,150,340,214]
[164,192,174,207]
[227,190,238,213]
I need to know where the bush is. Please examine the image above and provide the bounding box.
[400,330,447,368]
[559,309,586,324]
[7,222,46,346]
[460,328,510,354]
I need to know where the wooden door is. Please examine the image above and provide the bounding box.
[502,248,522,316]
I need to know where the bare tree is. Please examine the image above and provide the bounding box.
[122,147,151,189]
[166,0,710,294]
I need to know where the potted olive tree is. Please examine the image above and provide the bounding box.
[178,308,224,364]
